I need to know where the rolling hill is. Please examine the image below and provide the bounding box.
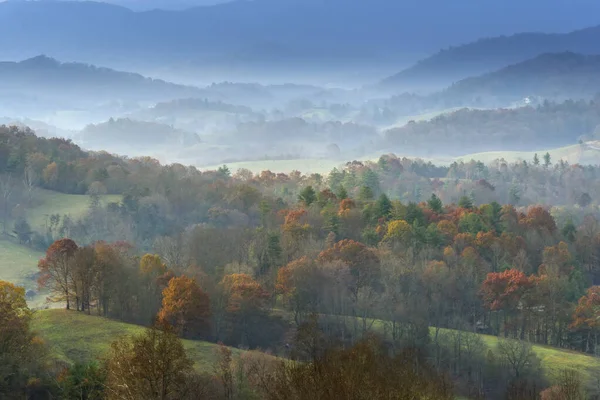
[0,55,204,116]
[439,52,600,106]
[380,25,600,92]
[76,118,201,154]
[31,309,600,386]
[382,102,600,156]
[32,309,244,372]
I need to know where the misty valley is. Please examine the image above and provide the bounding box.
[5,1,600,399]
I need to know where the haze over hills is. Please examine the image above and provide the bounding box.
[381,25,600,93]
[438,52,600,106]
[0,55,205,118]
[2,0,600,85]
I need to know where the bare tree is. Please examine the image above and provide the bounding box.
[22,166,37,206]
[496,339,540,379]
[0,174,14,235]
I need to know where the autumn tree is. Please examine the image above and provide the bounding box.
[38,238,79,309]
[158,276,211,339]
[318,239,380,301]
[219,274,278,348]
[480,269,536,337]
[0,281,47,398]
[570,286,600,353]
[72,245,97,313]
[105,321,196,400]
[276,257,325,325]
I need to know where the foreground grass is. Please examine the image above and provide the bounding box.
[32,309,241,373]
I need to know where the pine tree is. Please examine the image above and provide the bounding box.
[543,152,551,168]
[427,194,443,213]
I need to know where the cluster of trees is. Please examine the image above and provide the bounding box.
[37,238,285,348]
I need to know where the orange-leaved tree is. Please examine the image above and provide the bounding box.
[158,276,211,339]
[480,269,537,336]
[38,238,78,309]
[220,273,271,347]
[570,286,600,353]
[318,239,380,300]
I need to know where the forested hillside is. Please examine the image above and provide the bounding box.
[4,125,600,398]
[382,100,600,155]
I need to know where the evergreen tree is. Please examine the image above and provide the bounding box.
[543,152,552,168]
[533,153,540,165]
[458,195,473,209]
[427,194,443,213]
[336,185,349,200]
[561,219,577,242]
[358,186,374,201]
[298,186,317,206]
[375,193,392,219]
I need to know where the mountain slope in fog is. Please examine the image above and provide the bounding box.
[381,26,600,92]
[77,118,201,151]
[440,52,600,106]
[382,101,600,156]
[2,0,600,83]
[0,55,201,102]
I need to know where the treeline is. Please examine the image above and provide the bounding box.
[383,100,600,155]
[329,154,600,211]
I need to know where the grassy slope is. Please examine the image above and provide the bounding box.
[454,329,600,382]
[456,144,600,165]
[203,158,350,175]
[0,190,120,307]
[33,308,600,387]
[25,189,121,231]
[32,309,240,373]
[0,239,44,304]
[204,143,600,175]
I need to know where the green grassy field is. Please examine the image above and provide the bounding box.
[202,143,600,175]
[451,328,600,383]
[32,308,600,390]
[0,190,121,307]
[0,238,46,306]
[203,158,351,175]
[24,189,121,231]
[32,309,242,373]
[369,320,600,384]
[456,144,600,165]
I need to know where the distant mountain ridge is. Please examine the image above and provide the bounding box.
[2,0,600,84]
[0,55,204,115]
[381,25,600,92]
[438,52,600,106]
